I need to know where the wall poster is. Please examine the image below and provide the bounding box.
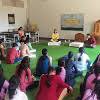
[61,14,84,31]
[8,14,15,24]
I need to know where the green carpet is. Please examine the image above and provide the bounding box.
[2,42,100,100]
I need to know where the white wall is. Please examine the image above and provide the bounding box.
[29,0,100,39]
[0,0,27,32]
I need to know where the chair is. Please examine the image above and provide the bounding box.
[69,33,84,47]
[25,32,31,38]
[14,34,19,42]
[92,20,100,43]
[31,31,39,43]
[75,33,85,42]
[0,35,6,42]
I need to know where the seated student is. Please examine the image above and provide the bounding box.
[36,67,73,100]
[18,27,25,39]
[84,34,96,48]
[0,67,9,100]
[0,40,5,60]
[36,48,52,77]
[5,75,28,100]
[20,40,30,57]
[51,28,59,42]
[15,56,34,92]
[65,51,80,87]
[6,43,22,64]
[16,36,26,51]
[25,38,36,53]
[74,47,91,72]
[60,51,73,62]
[20,40,36,58]
[77,64,100,100]
[85,64,100,90]
[56,58,66,82]
[82,80,100,100]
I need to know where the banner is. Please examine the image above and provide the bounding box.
[61,14,84,31]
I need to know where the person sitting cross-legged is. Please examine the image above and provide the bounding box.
[36,67,73,100]
[65,51,82,87]
[15,56,34,92]
[84,34,96,48]
[56,58,66,82]
[74,47,91,72]
[6,43,22,64]
[82,80,100,100]
[51,28,59,42]
[5,75,28,100]
[18,27,25,39]
[35,48,52,77]
[0,66,9,100]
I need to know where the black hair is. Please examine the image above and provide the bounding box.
[45,67,55,88]
[93,54,100,66]
[78,47,85,61]
[93,80,100,100]
[85,80,100,100]
[92,64,100,83]
[0,67,5,92]
[25,37,30,44]
[20,36,26,42]
[20,39,25,44]
[86,34,90,36]
[65,51,73,68]
[56,67,62,75]
[12,43,18,47]
[58,58,65,67]
[8,75,19,99]
[18,27,23,31]
[79,47,84,53]
[16,56,30,77]
[68,51,73,59]
[42,48,48,56]
[0,40,2,44]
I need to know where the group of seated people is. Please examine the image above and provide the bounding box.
[35,47,100,100]
[0,55,73,100]
[0,27,98,100]
[36,47,91,87]
[50,28,96,48]
[77,54,100,100]
[0,44,100,100]
[0,32,36,64]
[0,56,34,100]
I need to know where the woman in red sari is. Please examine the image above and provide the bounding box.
[36,67,73,100]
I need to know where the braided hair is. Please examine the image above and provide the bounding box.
[45,67,55,88]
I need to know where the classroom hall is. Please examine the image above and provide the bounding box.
[0,0,100,100]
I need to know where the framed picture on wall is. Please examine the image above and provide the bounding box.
[8,14,15,24]
[61,14,84,31]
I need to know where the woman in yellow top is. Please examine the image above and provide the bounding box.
[51,29,59,42]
